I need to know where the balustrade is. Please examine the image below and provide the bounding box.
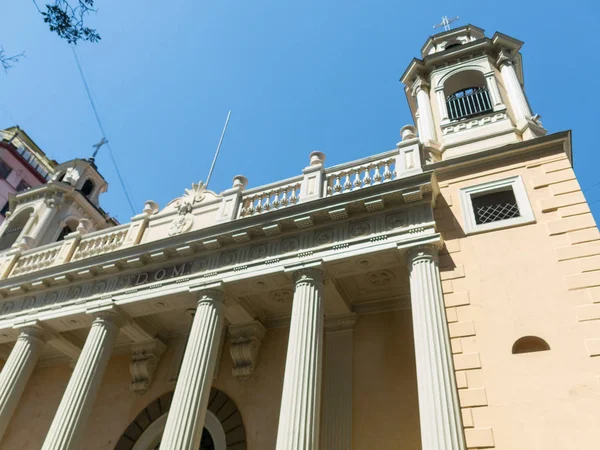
[72,227,128,261]
[11,243,62,276]
[239,180,302,217]
[325,155,397,196]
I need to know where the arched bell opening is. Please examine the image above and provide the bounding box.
[114,389,247,450]
[0,207,33,250]
[444,69,492,121]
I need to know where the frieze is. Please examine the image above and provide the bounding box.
[0,205,435,321]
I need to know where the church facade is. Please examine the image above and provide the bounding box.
[0,24,598,450]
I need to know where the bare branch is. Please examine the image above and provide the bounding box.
[0,47,25,72]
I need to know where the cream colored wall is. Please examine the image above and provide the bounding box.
[434,144,600,449]
[353,310,421,450]
[0,311,421,449]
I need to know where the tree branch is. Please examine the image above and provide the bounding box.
[0,47,25,72]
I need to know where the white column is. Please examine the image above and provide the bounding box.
[276,268,324,450]
[320,314,356,450]
[435,88,450,124]
[29,199,59,245]
[412,77,437,145]
[160,287,225,450]
[41,309,122,450]
[0,323,47,443]
[406,245,465,450]
[484,73,504,109]
[498,51,532,125]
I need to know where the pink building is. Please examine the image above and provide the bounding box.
[0,127,55,223]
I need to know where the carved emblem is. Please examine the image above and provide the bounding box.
[349,220,371,237]
[219,252,237,267]
[314,229,334,245]
[270,289,294,304]
[386,212,408,230]
[249,244,268,260]
[367,270,395,286]
[168,181,207,236]
[281,237,300,253]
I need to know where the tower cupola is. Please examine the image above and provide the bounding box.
[0,158,114,251]
[400,24,546,161]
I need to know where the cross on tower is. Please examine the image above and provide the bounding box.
[434,16,460,32]
[91,137,108,161]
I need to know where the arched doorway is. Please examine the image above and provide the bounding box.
[114,389,246,450]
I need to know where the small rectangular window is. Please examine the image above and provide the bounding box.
[460,175,535,234]
[0,161,12,180]
[471,189,520,225]
[15,180,30,192]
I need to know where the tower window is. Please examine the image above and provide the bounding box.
[0,161,12,180]
[80,179,94,197]
[15,180,30,192]
[0,202,9,217]
[446,86,492,121]
[459,175,535,234]
[56,225,74,242]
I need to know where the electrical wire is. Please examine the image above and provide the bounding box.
[70,45,136,215]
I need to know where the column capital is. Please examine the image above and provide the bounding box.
[496,49,514,68]
[13,320,49,344]
[86,305,126,329]
[195,285,225,306]
[411,76,431,97]
[405,243,440,265]
[293,267,325,286]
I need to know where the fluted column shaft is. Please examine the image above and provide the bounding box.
[276,268,324,450]
[412,77,437,145]
[407,245,465,450]
[0,325,46,443]
[41,311,121,450]
[160,288,225,450]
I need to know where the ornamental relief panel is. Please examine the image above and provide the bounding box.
[0,206,432,319]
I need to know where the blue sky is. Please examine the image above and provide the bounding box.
[1,0,599,222]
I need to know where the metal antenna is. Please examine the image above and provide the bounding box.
[434,16,460,32]
[206,110,231,189]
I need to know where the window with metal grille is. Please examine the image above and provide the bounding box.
[0,161,12,180]
[471,188,520,225]
[446,86,492,121]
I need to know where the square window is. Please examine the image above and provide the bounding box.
[460,175,535,234]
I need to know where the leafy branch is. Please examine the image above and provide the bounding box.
[33,0,101,44]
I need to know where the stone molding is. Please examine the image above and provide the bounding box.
[129,339,167,395]
[227,320,266,382]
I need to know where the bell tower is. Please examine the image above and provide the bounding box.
[0,158,115,251]
[400,24,546,161]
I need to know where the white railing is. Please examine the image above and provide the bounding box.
[11,242,63,276]
[72,225,129,261]
[239,177,303,217]
[325,152,397,196]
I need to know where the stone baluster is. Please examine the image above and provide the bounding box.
[406,245,465,450]
[41,308,122,450]
[159,287,225,450]
[0,323,47,443]
[275,267,324,450]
